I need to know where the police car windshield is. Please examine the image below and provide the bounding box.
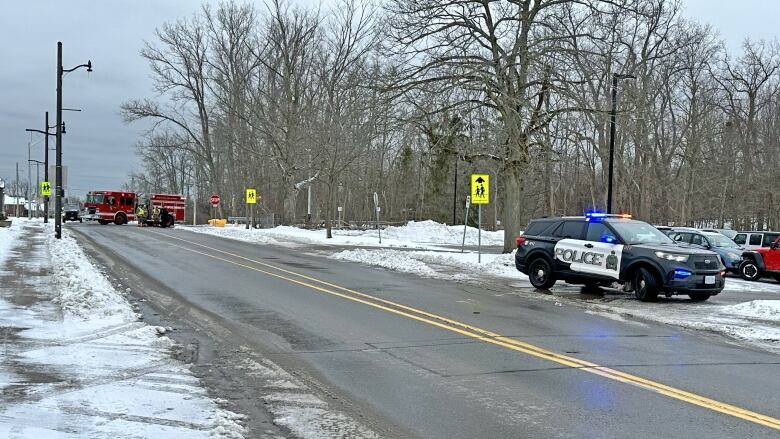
[608,220,674,245]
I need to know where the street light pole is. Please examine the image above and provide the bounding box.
[606,73,635,214]
[44,112,50,222]
[54,41,92,239]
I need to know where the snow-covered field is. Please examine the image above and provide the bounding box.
[183,220,780,351]
[0,219,246,438]
[182,220,505,249]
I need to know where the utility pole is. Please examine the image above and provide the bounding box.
[54,41,92,239]
[15,162,19,218]
[55,42,63,238]
[27,142,32,219]
[44,112,50,222]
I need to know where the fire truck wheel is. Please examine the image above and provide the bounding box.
[114,213,127,226]
[161,214,173,228]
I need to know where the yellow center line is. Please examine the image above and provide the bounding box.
[149,229,780,430]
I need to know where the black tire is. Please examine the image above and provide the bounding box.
[528,258,556,290]
[633,267,659,302]
[739,260,762,281]
[688,293,711,302]
[775,275,780,284]
[161,214,174,228]
[98,220,109,225]
[79,218,82,223]
[114,213,127,225]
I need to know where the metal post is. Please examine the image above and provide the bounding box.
[245,198,249,229]
[44,112,49,222]
[28,142,32,219]
[461,196,470,253]
[452,156,458,225]
[15,162,19,218]
[607,74,618,214]
[55,42,63,238]
[478,204,482,263]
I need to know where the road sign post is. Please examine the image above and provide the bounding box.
[337,206,342,229]
[461,196,471,253]
[373,192,381,244]
[245,189,256,229]
[470,175,490,263]
[210,193,220,223]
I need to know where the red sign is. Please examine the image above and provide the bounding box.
[209,194,220,207]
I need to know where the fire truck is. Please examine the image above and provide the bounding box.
[84,191,136,225]
[149,194,185,222]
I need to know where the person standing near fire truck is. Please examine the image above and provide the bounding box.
[136,204,147,226]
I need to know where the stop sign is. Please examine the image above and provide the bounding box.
[209,193,220,207]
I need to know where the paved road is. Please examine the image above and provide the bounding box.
[70,223,780,438]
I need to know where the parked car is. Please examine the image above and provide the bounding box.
[738,235,780,282]
[515,214,725,302]
[62,204,82,223]
[733,231,780,250]
[667,228,743,273]
[700,228,738,240]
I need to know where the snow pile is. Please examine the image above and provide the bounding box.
[722,300,780,321]
[185,224,279,245]
[182,219,505,249]
[47,229,136,320]
[381,220,504,246]
[332,248,522,283]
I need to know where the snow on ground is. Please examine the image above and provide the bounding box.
[0,219,246,438]
[182,220,504,249]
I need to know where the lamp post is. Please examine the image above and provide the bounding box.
[607,73,635,214]
[55,41,92,239]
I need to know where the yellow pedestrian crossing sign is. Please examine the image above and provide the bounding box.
[470,174,489,204]
[246,188,257,204]
[40,181,52,197]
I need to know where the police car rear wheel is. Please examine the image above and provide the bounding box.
[633,267,659,302]
[739,261,761,281]
[528,259,556,289]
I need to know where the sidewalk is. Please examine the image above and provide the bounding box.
[0,219,246,438]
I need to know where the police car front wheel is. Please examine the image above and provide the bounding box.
[528,259,556,290]
[633,267,659,302]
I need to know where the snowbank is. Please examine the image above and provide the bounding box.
[722,300,780,320]
[182,219,505,249]
[47,229,136,321]
[331,248,523,283]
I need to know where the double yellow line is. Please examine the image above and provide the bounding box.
[149,230,780,430]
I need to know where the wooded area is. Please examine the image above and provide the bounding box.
[121,0,780,252]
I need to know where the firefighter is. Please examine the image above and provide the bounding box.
[152,205,161,224]
[136,204,147,226]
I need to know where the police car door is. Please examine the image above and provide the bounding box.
[554,221,624,280]
[550,221,586,275]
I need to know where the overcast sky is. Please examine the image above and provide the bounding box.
[0,0,778,197]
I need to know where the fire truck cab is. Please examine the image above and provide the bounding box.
[84,191,136,225]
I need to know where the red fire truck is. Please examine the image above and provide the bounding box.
[84,191,137,225]
[149,194,185,222]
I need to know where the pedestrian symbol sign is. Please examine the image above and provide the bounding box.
[40,181,51,197]
[470,174,489,204]
[246,188,257,204]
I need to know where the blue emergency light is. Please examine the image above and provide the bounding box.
[673,269,692,279]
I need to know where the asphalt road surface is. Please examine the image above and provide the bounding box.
[70,223,780,438]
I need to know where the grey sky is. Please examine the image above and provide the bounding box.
[0,0,777,198]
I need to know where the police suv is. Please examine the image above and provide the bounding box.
[515,214,726,301]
